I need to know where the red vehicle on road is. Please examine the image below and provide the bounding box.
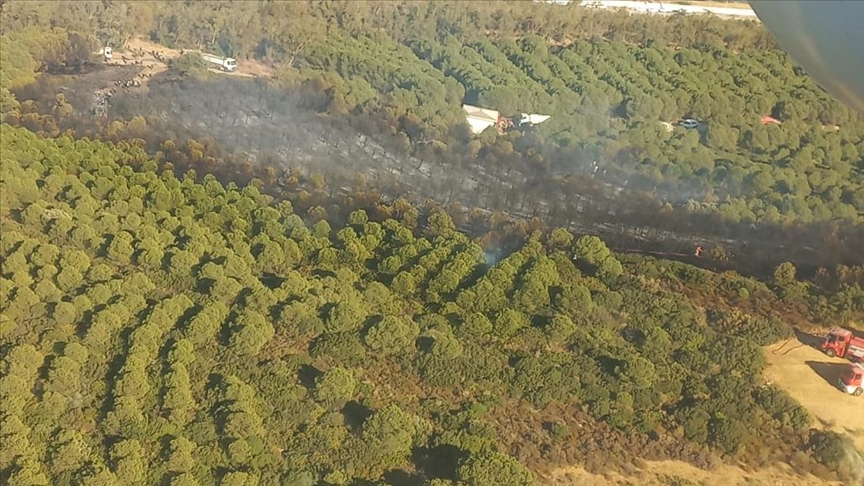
[838,363,864,396]
[821,328,864,361]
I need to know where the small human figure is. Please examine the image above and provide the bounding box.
[695,245,704,258]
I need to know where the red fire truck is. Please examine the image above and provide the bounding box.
[820,327,864,361]
[838,363,864,396]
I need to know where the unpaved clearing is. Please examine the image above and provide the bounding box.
[673,0,752,9]
[546,461,840,486]
[107,37,175,77]
[120,37,273,79]
[236,58,275,78]
[124,37,183,60]
[206,68,256,78]
[544,334,864,486]
[764,338,864,452]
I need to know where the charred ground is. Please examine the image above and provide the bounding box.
[17,63,864,281]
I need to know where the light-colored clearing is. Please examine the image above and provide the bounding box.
[764,340,864,452]
[206,68,255,78]
[121,37,273,79]
[124,37,183,60]
[546,461,840,485]
[545,338,864,485]
[237,59,275,78]
[669,0,752,10]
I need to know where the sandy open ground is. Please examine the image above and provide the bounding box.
[546,460,840,485]
[543,333,863,485]
[764,337,864,452]
[117,37,273,79]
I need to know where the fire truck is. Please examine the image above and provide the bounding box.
[820,327,864,360]
[838,363,864,396]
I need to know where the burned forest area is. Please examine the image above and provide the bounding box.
[19,61,864,280]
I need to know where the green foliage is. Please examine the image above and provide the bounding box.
[360,404,432,471]
[228,310,275,356]
[574,236,623,281]
[172,52,206,74]
[314,367,357,407]
[311,332,367,365]
[9,0,864,228]
[47,428,90,474]
[0,79,854,483]
[363,316,419,355]
[109,440,146,483]
[457,451,535,486]
[708,309,792,346]
[545,314,577,344]
[773,262,797,286]
[510,353,582,407]
[1,28,87,91]
[806,431,864,483]
[755,386,810,432]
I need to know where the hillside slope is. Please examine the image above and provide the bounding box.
[2,124,863,485]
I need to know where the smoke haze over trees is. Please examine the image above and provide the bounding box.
[3,1,864,274]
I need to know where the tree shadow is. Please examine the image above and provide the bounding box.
[259,272,284,289]
[195,277,215,294]
[815,416,836,428]
[383,469,425,486]
[297,364,321,391]
[360,314,383,335]
[342,400,373,433]
[412,444,466,481]
[805,360,847,388]
[416,336,435,354]
[794,328,825,348]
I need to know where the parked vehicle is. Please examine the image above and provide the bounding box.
[200,52,236,72]
[838,363,864,396]
[680,118,699,129]
[821,327,864,360]
[103,46,113,61]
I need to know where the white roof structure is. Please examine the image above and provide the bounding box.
[463,104,500,134]
[520,113,551,125]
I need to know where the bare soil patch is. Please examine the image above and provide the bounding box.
[237,58,275,78]
[764,336,864,452]
[123,37,182,61]
[121,37,273,79]
[545,461,840,486]
[678,0,752,10]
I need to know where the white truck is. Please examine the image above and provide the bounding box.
[200,52,236,72]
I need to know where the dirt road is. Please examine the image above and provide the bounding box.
[546,461,841,486]
[764,336,864,452]
[579,0,759,19]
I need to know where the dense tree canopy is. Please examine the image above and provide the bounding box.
[1,123,862,485]
[2,0,863,230]
[2,1,864,484]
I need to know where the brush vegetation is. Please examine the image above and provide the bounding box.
[1,1,864,485]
